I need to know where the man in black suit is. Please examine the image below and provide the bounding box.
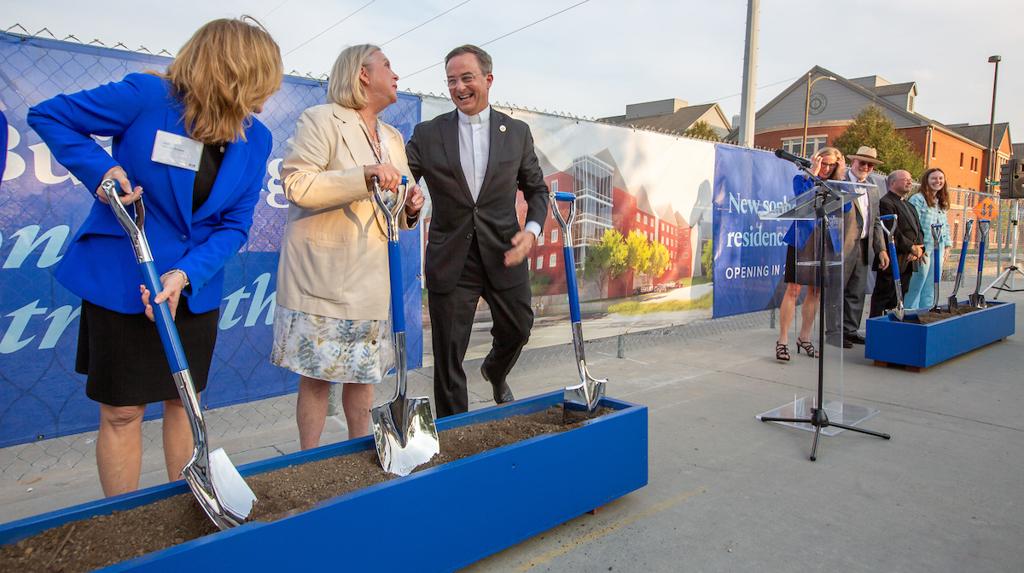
[406,45,549,418]
[869,170,924,317]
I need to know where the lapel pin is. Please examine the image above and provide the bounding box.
[499,124,506,133]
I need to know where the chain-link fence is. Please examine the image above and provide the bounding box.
[0,31,423,447]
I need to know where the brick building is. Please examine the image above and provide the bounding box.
[731,65,1014,242]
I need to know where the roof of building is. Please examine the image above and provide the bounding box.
[947,123,1011,149]
[1013,143,1024,159]
[872,82,917,97]
[726,65,986,150]
[601,102,729,136]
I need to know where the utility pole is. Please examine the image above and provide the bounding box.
[737,0,759,147]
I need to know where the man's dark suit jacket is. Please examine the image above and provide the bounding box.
[406,109,549,293]
[875,191,924,271]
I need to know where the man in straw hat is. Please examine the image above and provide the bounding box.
[842,146,889,347]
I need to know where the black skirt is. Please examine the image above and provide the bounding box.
[76,299,219,406]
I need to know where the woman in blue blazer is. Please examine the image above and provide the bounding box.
[776,147,846,361]
[27,18,282,496]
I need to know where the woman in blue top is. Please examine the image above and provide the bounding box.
[905,167,952,309]
[776,147,845,361]
[27,18,282,497]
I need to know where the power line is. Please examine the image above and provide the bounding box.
[695,75,800,106]
[263,0,292,18]
[381,0,474,47]
[283,0,376,57]
[402,0,591,80]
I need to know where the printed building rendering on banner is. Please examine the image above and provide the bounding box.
[0,32,421,447]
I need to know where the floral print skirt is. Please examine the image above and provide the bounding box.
[271,305,393,384]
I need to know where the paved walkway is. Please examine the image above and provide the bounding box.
[1,290,1021,572]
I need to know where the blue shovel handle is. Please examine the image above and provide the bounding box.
[563,245,581,323]
[887,241,900,282]
[956,233,970,275]
[554,191,576,203]
[977,220,989,275]
[387,239,405,334]
[141,261,189,373]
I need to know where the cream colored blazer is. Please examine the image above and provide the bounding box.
[275,103,417,320]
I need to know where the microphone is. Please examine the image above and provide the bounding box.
[774,148,812,169]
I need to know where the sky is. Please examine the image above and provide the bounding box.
[5,0,1022,137]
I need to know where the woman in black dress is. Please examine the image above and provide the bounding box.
[28,18,282,496]
[776,147,845,361]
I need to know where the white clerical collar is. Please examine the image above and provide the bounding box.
[457,106,491,125]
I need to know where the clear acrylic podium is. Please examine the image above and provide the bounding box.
[756,178,888,458]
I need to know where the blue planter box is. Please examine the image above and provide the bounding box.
[865,301,1015,368]
[0,391,648,572]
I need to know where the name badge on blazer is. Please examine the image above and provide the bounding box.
[152,129,203,171]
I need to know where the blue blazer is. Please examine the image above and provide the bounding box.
[782,174,847,250]
[28,73,271,314]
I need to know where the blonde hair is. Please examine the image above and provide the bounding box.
[813,146,845,181]
[163,17,283,143]
[327,44,380,110]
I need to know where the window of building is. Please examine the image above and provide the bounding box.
[549,253,556,267]
[635,213,640,222]
[537,232,544,246]
[931,141,937,158]
[536,256,543,270]
[527,258,531,270]
[781,136,826,158]
[551,229,558,243]
[551,179,559,193]
[960,152,964,168]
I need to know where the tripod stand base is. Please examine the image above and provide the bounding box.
[985,265,1024,298]
[756,398,879,437]
[760,401,891,461]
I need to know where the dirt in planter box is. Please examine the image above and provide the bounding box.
[914,305,980,324]
[1,405,612,573]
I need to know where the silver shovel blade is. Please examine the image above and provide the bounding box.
[948,297,959,313]
[208,448,257,520]
[182,449,256,530]
[371,396,440,477]
[969,293,987,309]
[564,380,606,414]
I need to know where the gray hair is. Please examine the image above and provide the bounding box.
[444,44,492,75]
[887,170,910,189]
[327,44,380,109]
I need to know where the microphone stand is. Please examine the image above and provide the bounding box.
[760,165,891,461]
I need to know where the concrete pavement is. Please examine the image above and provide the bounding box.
[1,291,1021,572]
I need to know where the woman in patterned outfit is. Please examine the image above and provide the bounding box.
[272,45,424,449]
[905,167,952,309]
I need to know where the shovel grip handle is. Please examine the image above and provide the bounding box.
[388,240,405,334]
[141,261,189,373]
[976,222,989,274]
[553,191,577,203]
[933,245,941,284]
[887,241,900,282]
[563,245,581,323]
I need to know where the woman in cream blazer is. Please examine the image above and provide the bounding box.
[272,45,424,449]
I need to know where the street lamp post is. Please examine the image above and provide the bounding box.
[802,73,836,157]
[986,55,1001,194]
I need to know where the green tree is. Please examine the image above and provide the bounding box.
[834,106,926,178]
[700,239,713,277]
[625,230,653,278]
[583,229,628,294]
[683,120,720,141]
[649,242,670,279]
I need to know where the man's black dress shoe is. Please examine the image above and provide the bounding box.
[481,365,514,404]
[846,333,866,345]
[842,338,853,349]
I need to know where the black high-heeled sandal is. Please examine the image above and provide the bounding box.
[796,338,817,358]
[776,341,790,362]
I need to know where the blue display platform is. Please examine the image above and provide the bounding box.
[0,391,648,572]
[865,301,1015,369]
